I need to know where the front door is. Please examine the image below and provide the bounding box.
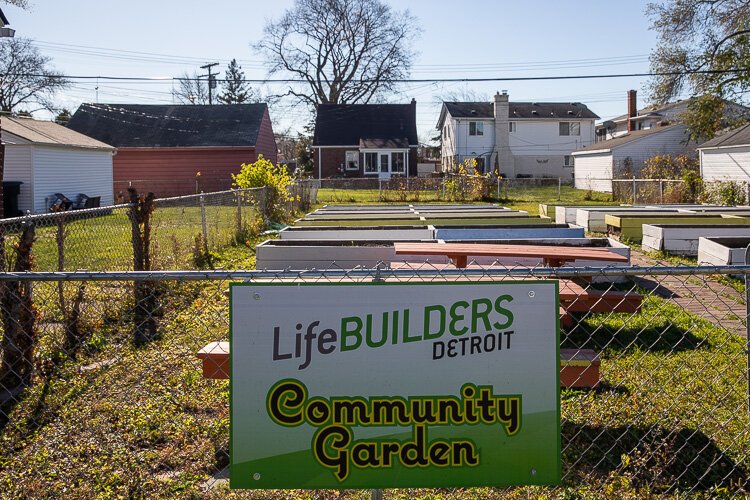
[379,153,391,179]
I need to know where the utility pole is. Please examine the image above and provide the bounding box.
[200,62,219,105]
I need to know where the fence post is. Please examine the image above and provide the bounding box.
[200,194,209,256]
[497,177,501,201]
[235,190,243,241]
[745,245,750,422]
[557,177,562,201]
[442,177,446,200]
[371,489,383,500]
[660,179,664,203]
[632,177,637,205]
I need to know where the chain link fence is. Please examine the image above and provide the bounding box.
[316,176,570,203]
[0,184,322,273]
[0,263,748,497]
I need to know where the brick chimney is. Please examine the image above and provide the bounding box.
[627,90,637,132]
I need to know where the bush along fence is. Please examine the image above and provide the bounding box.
[0,264,749,496]
[317,175,569,203]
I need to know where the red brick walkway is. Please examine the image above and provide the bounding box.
[630,250,747,338]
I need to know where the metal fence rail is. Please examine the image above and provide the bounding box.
[0,264,748,497]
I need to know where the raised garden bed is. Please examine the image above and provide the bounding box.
[698,236,750,266]
[278,225,435,241]
[435,224,584,240]
[255,237,629,270]
[606,214,750,242]
[642,224,750,255]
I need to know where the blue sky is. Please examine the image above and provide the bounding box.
[2,0,665,140]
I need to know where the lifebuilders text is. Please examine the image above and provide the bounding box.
[272,294,515,370]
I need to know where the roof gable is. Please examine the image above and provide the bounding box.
[313,103,418,147]
[1,116,114,150]
[0,7,8,27]
[67,103,269,148]
[698,123,750,149]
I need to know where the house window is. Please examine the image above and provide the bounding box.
[509,122,516,133]
[469,121,484,136]
[559,122,580,136]
[564,155,574,168]
[345,151,359,170]
[391,152,405,174]
[364,152,378,173]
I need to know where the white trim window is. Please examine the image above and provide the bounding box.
[559,122,581,136]
[469,121,484,136]
[362,149,409,176]
[364,152,378,174]
[509,122,516,133]
[564,155,574,168]
[345,150,359,170]
[391,152,406,174]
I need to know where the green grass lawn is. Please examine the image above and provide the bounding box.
[1,187,748,496]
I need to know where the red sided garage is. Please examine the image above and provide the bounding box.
[67,103,277,199]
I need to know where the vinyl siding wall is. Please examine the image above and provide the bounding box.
[3,145,34,214]
[700,146,750,181]
[573,152,613,192]
[113,148,258,198]
[610,125,694,177]
[33,145,114,213]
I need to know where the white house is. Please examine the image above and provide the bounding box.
[698,123,750,181]
[572,123,695,193]
[596,90,749,142]
[436,92,599,178]
[1,116,115,214]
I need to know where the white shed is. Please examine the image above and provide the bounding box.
[698,123,750,181]
[1,116,115,214]
[572,123,695,193]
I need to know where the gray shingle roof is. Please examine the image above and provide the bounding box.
[698,123,750,149]
[1,116,114,150]
[67,103,268,148]
[313,103,418,147]
[443,101,599,120]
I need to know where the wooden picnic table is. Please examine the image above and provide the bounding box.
[394,242,629,268]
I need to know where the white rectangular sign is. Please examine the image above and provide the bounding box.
[230,281,560,489]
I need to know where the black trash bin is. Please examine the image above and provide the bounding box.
[3,181,23,218]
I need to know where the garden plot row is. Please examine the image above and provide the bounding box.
[259,203,633,271]
[543,204,750,261]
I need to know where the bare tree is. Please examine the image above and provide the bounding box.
[0,37,68,113]
[172,71,209,104]
[255,0,418,107]
[1,0,29,8]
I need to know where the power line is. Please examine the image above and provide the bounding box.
[4,68,747,83]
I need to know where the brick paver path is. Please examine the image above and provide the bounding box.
[630,249,748,337]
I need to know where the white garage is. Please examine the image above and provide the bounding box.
[573,123,694,193]
[1,116,115,214]
[698,123,750,181]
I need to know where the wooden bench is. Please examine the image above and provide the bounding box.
[393,242,629,269]
[197,342,600,388]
